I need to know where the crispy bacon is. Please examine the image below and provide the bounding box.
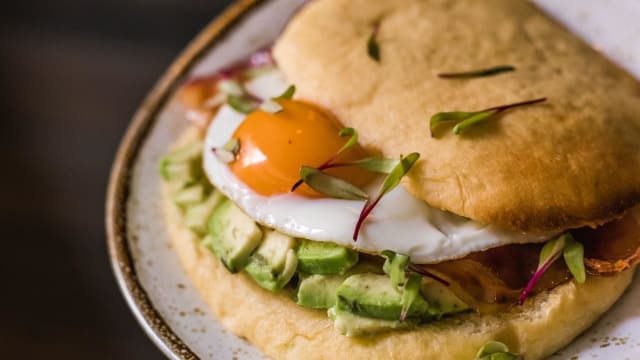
[577,208,640,275]
[413,207,640,313]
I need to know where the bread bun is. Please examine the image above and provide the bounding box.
[273,0,640,233]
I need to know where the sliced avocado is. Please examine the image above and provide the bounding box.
[381,250,410,288]
[296,274,348,309]
[421,278,470,314]
[207,198,262,273]
[328,306,416,336]
[335,273,433,321]
[244,230,298,291]
[158,141,203,182]
[174,182,212,207]
[296,239,358,275]
[184,191,224,235]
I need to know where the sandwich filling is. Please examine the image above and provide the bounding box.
[160,53,640,335]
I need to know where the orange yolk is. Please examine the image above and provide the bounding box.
[230,99,375,197]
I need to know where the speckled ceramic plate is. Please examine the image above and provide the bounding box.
[106,0,640,359]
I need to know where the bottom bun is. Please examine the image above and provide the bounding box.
[162,181,634,360]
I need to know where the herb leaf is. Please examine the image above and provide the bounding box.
[348,157,399,174]
[563,234,586,284]
[212,138,241,164]
[227,94,258,114]
[400,274,422,321]
[259,99,283,113]
[299,166,369,200]
[337,127,358,155]
[429,97,547,137]
[367,23,381,62]
[475,341,522,360]
[452,110,495,135]
[438,65,516,79]
[382,250,410,289]
[276,85,296,99]
[353,153,420,241]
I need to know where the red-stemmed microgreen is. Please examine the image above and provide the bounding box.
[367,22,381,62]
[299,166,369,200]
[259,85,296,114]
[353,152,420,241]
[475,341,523,360]
[429,97,547,136]
[518,233,585,305]
[381,250,421,321]
[290,127,360,192]
[211,138,240,164]
[438,65,516,79]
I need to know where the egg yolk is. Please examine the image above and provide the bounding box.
[230,99,375,197]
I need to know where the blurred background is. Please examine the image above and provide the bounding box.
[1,0,233,358]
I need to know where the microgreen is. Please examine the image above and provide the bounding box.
[290,128,361,192]
[400,274,422,321]
[259,99,283,113]
[382,250,410,289]
[367,22,381,62]
[429,97,547,136]
[299,166,369,200]
[353,153,420,241]
[227,95,258,114]
[475,341,523,360]
[259,85,296,114]
[438,65,516,79]
[212,138,240,164]
[276,85,296,100]
[518,233,585,305]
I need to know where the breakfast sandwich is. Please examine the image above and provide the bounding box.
[158,0,640,359]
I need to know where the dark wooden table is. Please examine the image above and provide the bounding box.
[1,0,233,358]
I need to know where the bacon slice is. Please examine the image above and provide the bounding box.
[413,207,640,313]
[576,207,640,275]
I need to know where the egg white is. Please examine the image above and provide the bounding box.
[202,69,551,264]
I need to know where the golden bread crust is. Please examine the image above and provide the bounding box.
[273,0,640,232]
[162,179,634,360]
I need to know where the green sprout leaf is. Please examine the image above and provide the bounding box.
[519,233,586,304]
[299,166,369,200]
[276,85,296,99]
[353,153,420,241]
[475,341,522,360]
[382,250,410,289]
[349,157,399,174]
[438,65,516,79]
[563,233,586,284]
[452,110,496,135]
[337,127,358,155]
[429,97,547,137]
[367,23,381,62]
[212,138,241,164]
[217,80,244,96]
[400,274,422,321]
[227,94,257,114]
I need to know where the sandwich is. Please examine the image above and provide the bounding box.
[158,0,640,359]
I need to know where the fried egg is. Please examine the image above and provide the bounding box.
[202,69,551,264]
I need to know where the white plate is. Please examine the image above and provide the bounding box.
[111,0,640,358]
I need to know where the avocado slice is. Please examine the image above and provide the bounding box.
[335,273,434,321]
[158,141,203,182]
[207,198,263,273]
[328,306,416,336]
[296,239,358,275]
[174,182,212,207]
[296,274,348,309]
[245,230,298,291]
[421,278,470,314]
[184,191,224,235]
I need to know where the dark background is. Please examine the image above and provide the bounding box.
[1,0,233,358]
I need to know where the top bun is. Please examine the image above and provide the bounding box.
[273,0,640,233]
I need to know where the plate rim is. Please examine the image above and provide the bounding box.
[105,1,266,358]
